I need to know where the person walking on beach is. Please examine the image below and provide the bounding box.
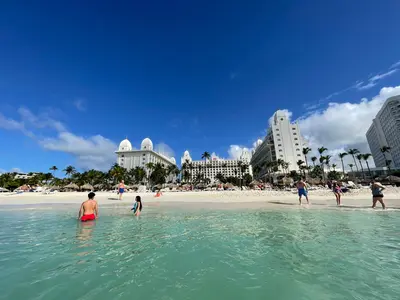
[371,179,386,209]
[118,180,125,200]
[332,181,342,206]
[297,178,309,205]
[131,195,143,216]
[78,192,99,221]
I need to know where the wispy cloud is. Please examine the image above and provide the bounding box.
[390,60,400,69]
[73,98,86,111]
[305,60,399,110]
[357,69,397,90]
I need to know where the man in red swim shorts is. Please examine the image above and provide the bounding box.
[78,192,98,222]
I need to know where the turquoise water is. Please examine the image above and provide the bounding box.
[1,206,400,300]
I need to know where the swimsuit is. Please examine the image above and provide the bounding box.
[81,214,96,222]
[298,188,307,197]
[119,187,124,194]
[131,202,138,213]
[372,187,383,198]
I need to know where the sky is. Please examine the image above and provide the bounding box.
[1,0,400,175]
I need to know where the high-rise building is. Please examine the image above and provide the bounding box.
[366,95,400,168]
[251,110,304,179]
[180,151,253,183]
[115,137,177,182]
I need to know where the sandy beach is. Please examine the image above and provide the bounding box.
[1,188,400,209]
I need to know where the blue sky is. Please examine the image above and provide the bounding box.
[1,0,400,174]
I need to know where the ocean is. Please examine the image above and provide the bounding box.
[1,205,399,300]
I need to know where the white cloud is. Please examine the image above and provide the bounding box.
[73,98,86,112]
[0,107,117,170]
[268,109,292,126]
[40,132,117,171]
[228,145,252,160]
[154,142,175,159]
[298,85,400,168]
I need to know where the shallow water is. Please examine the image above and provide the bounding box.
[1,206,400,300]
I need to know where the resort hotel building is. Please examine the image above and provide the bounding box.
[180,150,253,183]
[116,138,177,182]
[366,95,400,168]
[250,110,305,179]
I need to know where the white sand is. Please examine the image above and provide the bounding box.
[1,188,400,209]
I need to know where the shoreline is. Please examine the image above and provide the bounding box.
[1,189,400,210]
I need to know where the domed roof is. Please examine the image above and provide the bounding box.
[184,150,190,156]
[141,137,153,150]
[118,139,132,151]
[170,157,176,164]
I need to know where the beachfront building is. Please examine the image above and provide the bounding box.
[115,138,177,182]
[180,151,253,183]
[14,172,39,180]
[251,110,305,179]
[366,95,400,168]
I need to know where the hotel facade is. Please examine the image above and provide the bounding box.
[251,110,305,179]
[115,138,177,182]
[180,150,253,183]
[366,95,400,168]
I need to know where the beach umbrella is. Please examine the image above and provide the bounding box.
[18,185,30,191]
[49,185,60,190]
[0,187,10,192]
[64,183,79,190]
[81,183,94,191]
[249,180,262,186]
[385,175,400,183]
[196,183,206,189]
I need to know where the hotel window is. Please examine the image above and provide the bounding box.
[292,128,296,130]
[278,144,282,146]
[280,118,283,121]
[279,149,282,152]
[293,133,297,135]
[280,155,283,157]
[297,154,301,157]
[296,148,300,151]
[276,129,279,131]
[277,134,280,136]
[294,138,298,140]
[121,155,124,157]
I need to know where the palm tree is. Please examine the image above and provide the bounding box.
[311,156,317,167]
[338,152,348,175]
[361,153,373,178]
[325,155,332,171]
[380,146,392,172]
[237,161,248,190]
[348,164,354,173]
[145,162,155,186]
[331,164,337,171]
[356,154,365,179]
[347,149,360,173]
[222,162,227,177]
[319,156,326,179]
[201,152,211,181]
[49,166,58,177]
[63,165,76,178]
[302,147,312,168]
[297,160,305,177]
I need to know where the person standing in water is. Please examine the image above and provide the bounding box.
[131,196,143,216]
[78,192,99,221]
[332,181,342,206]
[297,178,309,205]
[371,179,386,209]
[118,180,125,200]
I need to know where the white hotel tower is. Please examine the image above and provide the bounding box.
[366,95,400,168]
[251,110,304,179]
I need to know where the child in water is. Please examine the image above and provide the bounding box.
[131,196,143,216]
